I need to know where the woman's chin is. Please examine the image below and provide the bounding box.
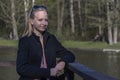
[38,29,46,33]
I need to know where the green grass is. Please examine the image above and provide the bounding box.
[0,39,18,47]
[0,39,120,49]
[62,40,120,49]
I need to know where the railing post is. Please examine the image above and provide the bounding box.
[65,68,74,80]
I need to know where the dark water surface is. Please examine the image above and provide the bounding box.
[0,47,120,80]
[70,48,120,80]
[0,47,18,80]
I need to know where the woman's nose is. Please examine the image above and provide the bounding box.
[42,20,48,25]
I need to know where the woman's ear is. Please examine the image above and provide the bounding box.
[29,19,33,25]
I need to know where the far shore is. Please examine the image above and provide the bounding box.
[0,40,120,52]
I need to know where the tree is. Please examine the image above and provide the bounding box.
[106,0,119,45]
[70,0,75,33]
[0,0,24,40]
[0,0,120,42]
[107,0,113,45]
[0,0,19,40]
[82,0,88,38]
[113,0,119,44]
[11,0,18,40]
[57,0,65,36]
[77,0,83,37]
[98,0,103,35]
[32,0,35,6]
[24,0,29,27]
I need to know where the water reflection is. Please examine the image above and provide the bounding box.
[107,52,120,79]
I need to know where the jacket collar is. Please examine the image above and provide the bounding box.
[31,31,50,48]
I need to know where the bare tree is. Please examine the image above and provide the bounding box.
[0,0,24,40]
[0,0,11,24]
[24,0,29,27]
[32,0,35,6]
[107,0,113,45]
[113,0,119,44]
[70,0,75,33]
[106,0,119,45]
[98,0,103,35]
[83,0,88,37]
[57,0,65,36]
[77,0,83,36]
[10,0,18,40]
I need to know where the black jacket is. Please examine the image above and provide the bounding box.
[16,31,75,80]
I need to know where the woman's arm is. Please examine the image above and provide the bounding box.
[53,35,75,64]
[51,35,75,77]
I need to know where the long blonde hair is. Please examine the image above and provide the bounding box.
[22,5,48,37]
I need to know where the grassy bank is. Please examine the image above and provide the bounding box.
[62,41,120,49]
[0,39,18,47]
[0,39,120,49]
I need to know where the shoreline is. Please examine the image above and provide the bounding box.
[0,46,17,49]
[1,46,120,53]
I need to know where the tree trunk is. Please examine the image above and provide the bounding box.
[57,0,61,36]
[98,1,102,35]
[57,0,64,36]
[82,0,87,38]
[113,26,117,44]
[78,0,83,37]
[113,0,119,44]
[32,0,35,6]
[11,0,18,40]
[107,0,113,45]
[24,0,29,27]
[60,0,64,32]
[70,0,75,33]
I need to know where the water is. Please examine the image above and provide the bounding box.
[0,47,120,80]
[0,47,19,80]
[70,48,120,80]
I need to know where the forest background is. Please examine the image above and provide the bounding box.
[0,0,120,46]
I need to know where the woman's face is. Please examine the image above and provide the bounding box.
[31,10,48,33]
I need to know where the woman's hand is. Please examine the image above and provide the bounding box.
[55,61,65,76]
[55,61,65,71]
[50,61,65,77]
[50,68,58,76]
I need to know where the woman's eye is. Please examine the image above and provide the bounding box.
[45,19,48,22]
[38,19,43,21]
[38,19,48,22]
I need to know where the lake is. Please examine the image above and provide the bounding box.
[0,47,120,80]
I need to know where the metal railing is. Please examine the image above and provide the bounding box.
[67,62,118,80]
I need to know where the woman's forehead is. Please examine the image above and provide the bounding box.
[34,11,48,18]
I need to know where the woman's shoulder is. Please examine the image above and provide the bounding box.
[18,36,31,47]
[19,35,30,42]
[45,31,56,38]
[48,33,57,40]
[19,36,28,40]
[47,32,60,43]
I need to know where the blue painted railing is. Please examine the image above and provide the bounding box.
[67,62,118,80]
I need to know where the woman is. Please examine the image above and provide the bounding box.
[16,5,75,80]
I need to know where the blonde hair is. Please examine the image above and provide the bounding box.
[22,5,48,37]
